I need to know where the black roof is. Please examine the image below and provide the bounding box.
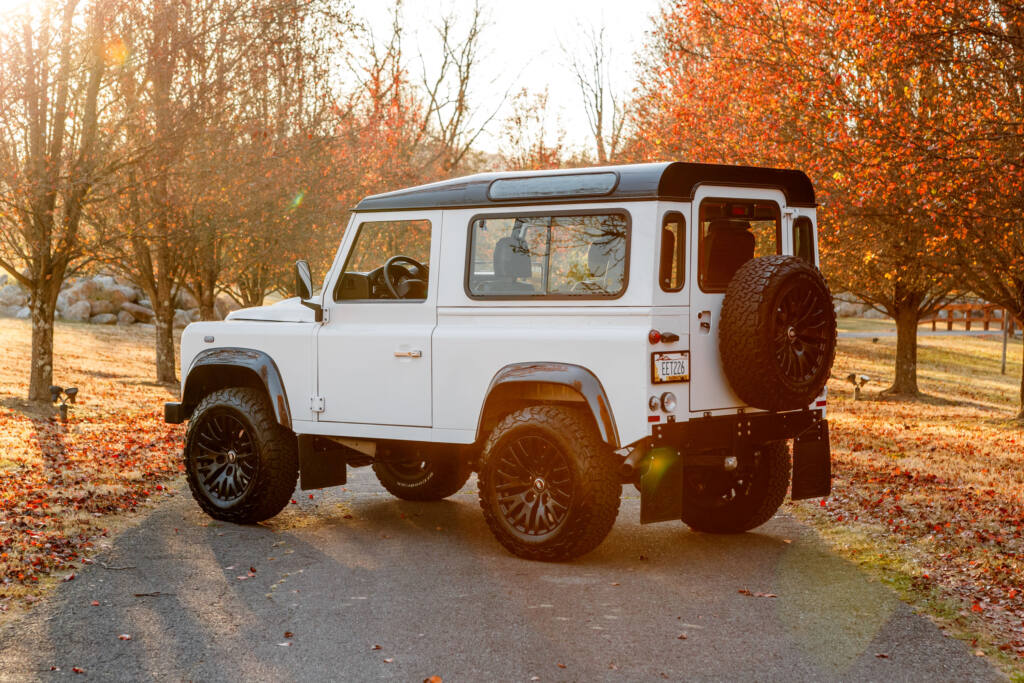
[354,161,815,212]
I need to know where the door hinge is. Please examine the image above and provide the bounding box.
[310,395,325,413]
[321,307,330,323]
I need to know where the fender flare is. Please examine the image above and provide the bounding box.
[476,362,620,447]
[178,348,292,429]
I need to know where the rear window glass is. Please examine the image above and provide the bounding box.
[660,212,685,292]
[698,200,780,292]
[468,213,629,298]
[794,216,815,264]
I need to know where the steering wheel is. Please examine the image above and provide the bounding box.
[383,255,429,299]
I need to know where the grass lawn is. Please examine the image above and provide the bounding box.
[793,329,1024,674]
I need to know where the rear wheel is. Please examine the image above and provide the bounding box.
[184,387,298,524]
[372,443,471,501]
[680,441,790,534]
[478,405,621,561]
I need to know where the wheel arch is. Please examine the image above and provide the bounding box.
[475,362,619,448]
[179,348,292,429]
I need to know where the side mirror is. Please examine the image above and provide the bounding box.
[295,260,313,299]
[294,259,323,322]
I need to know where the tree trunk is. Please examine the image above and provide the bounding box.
[887,304,921,395]
[1018,337,1023,421]
[199,288,215,321]
[153,307,177,383]
[27,281,59,401]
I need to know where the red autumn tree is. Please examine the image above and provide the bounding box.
[631,0,971,397]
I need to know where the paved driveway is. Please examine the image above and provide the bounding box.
[0,470,1001,682]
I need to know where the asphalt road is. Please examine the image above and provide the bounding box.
[0,470,1001,682]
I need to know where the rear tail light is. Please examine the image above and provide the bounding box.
[648,329,661,344]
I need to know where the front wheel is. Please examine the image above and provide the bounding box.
[478,405,621,561]
[372,443,471,501]
[680,441,791,534]
[184,387,298,524]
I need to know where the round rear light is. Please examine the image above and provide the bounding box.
[648,395,660,411]
[648,329,661,344]
[660,391,677,413]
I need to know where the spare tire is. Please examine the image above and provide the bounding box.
[719,255,836,411]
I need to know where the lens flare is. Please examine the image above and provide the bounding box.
[104,38,128,67]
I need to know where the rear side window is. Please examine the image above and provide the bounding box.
[467,212,629,298]
[659,212,685,292]
[793,216,815,264]
[698,199,780,292]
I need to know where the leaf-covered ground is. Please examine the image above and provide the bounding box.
[0,319,183,617]
[0,318,1021,673]
[793,328,1024,672]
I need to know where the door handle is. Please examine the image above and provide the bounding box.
[698,311,712,334]
[394,349,423,358]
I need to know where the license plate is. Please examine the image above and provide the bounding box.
[652,351,689,384]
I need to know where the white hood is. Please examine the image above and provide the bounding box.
[226,297,316,323]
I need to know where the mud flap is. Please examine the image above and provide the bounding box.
[640,447,684,524]
[791,420,831,500]
[297,435,348,490]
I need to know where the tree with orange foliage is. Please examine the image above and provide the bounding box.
[0,0,118,401]
[631,0,973,397]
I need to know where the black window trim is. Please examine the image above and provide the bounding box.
[464,208,632,302]
[659,210,686,293]
[696,197,782,294]
[334,217,434,304]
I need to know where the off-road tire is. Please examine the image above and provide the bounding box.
[184,387,298,524]
[681,441,791,534]
[719,255,836,411]
[478,405,621,561]
[373,448,472,501]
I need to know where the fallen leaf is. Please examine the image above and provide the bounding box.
[90,600,99,607]
[383,658,394,663]
[677,634,688,640]
[423,677,442,683]
[284,631,293,638]
[278,642,291,647]
[556,663,566,669]
[974,649,985,657]
[371,644,382,650]
[875,653,889,659]
[118,634,131,641]
[72,667,85,674]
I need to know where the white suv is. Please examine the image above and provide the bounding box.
[166,162,836,561]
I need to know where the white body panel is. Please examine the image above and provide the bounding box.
[177,192,818,448]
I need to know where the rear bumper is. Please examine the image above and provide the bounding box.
[164,402,185,424]
[640,409,831,524]
[650,409,823,450]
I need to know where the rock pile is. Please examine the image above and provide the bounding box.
[0,274,240,327]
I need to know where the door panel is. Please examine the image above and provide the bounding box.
[316,211,441,427]
[688,189,787,412]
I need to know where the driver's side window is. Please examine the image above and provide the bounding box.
[334,219,432,301]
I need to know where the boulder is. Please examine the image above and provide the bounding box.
[188,308,201,322]
[90,299,116,316]
[90,313,118,325]
[117,310,136,325]
[0,304,19,318]
[215,295,240,320]
[173,308,192,329]
[121,301,154,323]
[15,306,30,319]
[64,300,92,322]
[0,272,7,286]
[174,289,199,310]
[107,284,137,307]
[56,280,96,315]
[139,298,151,308]
[0,284,28,308]
[93,275,117,291]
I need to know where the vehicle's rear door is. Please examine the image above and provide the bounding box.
[688,187,787,413]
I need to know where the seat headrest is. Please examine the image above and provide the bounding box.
[704,220,755,287]
[494,236,532,279]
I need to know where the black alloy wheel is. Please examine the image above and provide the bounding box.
[192,411,259,507]
[772,280,831,384]
[492,435,574,539]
